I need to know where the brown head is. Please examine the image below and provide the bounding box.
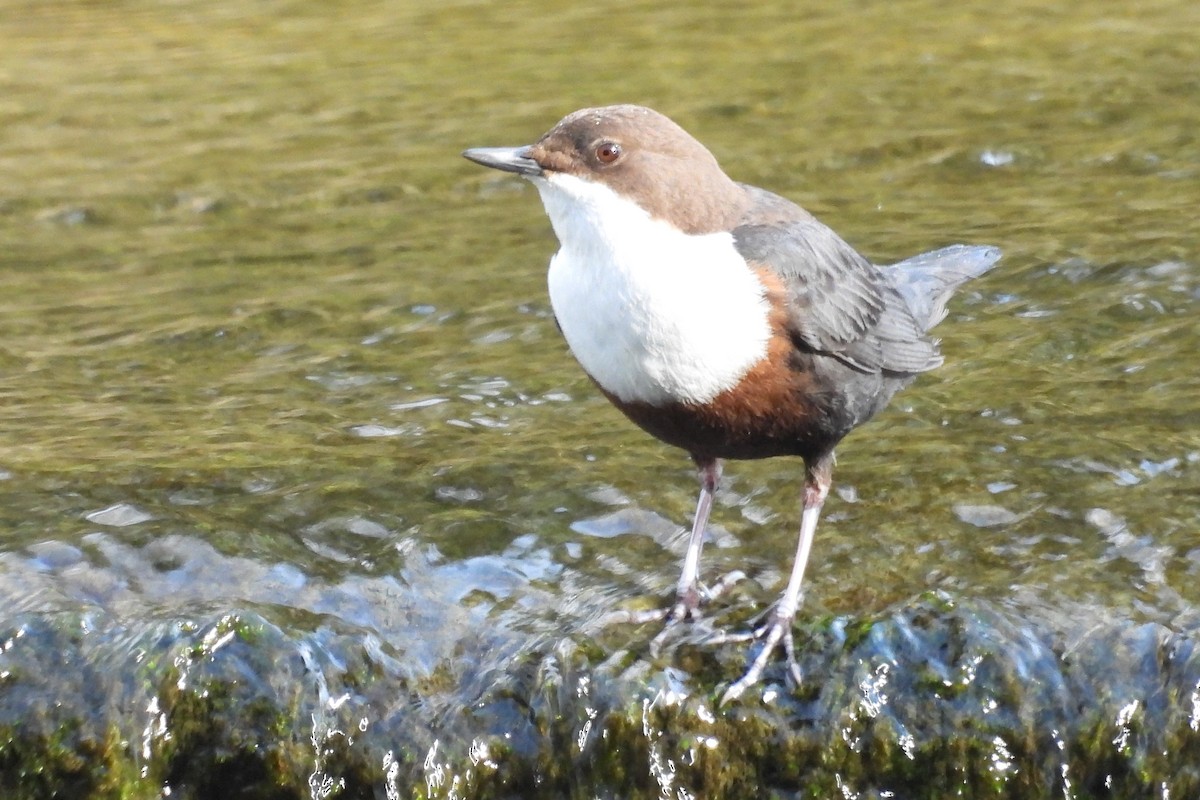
[464,105,748,235]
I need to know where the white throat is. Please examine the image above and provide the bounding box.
[533,172,771,406]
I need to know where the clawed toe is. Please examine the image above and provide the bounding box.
[720,612,802,705]
[704,569,746,603]
[597,576,810,705]
[666,569,746,624]
[600,569,748,629]
[595,605,669,627]
[597,569,751,660]
[648,577,737,654]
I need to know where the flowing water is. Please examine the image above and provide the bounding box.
[1,1,1198,798]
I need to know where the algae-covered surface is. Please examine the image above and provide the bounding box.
[1,1,1198,797]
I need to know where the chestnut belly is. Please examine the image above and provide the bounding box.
[602,353,912,462]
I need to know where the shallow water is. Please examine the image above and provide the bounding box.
[1,1,1198,797]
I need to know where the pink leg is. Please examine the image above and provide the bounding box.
[666,458,722,621]
[601,459,738,630]
[722,453,833,704]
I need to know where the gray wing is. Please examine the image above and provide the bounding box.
[732,198,941,375]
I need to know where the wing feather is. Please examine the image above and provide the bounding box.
[732,192,939,374]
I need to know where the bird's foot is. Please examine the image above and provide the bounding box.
[645,570,744,653]
[597,569,746,628]
[719,609,803,705]
[667,569,746,623]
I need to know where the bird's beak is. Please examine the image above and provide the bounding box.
[462,145,543,177]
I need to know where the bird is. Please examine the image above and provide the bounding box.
[463,104,998,702]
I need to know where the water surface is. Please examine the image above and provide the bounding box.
[1,1,1198,797]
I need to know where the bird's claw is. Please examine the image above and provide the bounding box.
[649,574,739,655]
[599,570,748,629]
[595,605,669,627]
[720,612,802,705]
[665,568,747,624]
[704,569,747,603]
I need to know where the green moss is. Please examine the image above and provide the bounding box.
[0,718,141,800]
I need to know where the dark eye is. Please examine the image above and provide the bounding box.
[595,141,622,164]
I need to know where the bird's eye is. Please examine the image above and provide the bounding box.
[595,141,622,164]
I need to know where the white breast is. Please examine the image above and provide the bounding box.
[533,173,771,406]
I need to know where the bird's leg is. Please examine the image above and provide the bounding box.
[638,459,729,653]
[598,459,738,631]
[721,453,833,704]
[666,457,723,622]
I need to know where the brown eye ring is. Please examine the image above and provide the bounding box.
[595,141,622,164]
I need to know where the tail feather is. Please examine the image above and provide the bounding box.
[885,245,1000,331]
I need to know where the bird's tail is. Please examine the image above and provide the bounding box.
[886,245,1000,331]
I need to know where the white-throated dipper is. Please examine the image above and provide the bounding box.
[463,105,998,702]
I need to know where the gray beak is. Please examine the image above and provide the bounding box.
[462,146,543,177]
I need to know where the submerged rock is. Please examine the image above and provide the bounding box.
[1,591,1198,799]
